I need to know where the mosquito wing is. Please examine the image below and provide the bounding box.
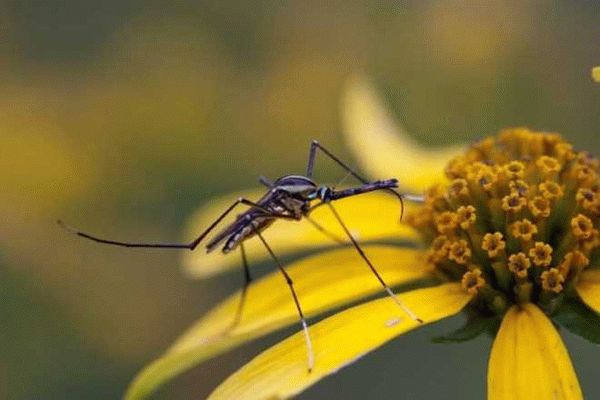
[204,207,272,253]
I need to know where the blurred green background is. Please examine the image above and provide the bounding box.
[2,1,600,399]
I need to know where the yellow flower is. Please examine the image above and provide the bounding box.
[507,252,531,278]
[541,268,565,293]
[461,268,485,295]
[529,242,553,267]
[456,205,477,229]
[125,77,600,400]
[510,219,538,242]
[593,66,600,82]
[482,232,506,258]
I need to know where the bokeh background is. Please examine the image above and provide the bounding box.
[2,1,600,399]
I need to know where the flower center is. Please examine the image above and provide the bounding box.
[408,128,599,316]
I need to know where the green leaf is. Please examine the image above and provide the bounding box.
[432,316,499,343]
[553,299,600,344]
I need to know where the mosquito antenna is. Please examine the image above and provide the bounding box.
[259,175,274,188]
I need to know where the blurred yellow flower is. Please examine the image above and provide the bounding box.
[125,78,600,400]
[593,66,600,82]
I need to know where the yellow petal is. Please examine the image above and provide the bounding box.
[183,188,419,278]
[488,303,582,400]
[208,283,470,400]
[126,246,431,400]
[576,268,600,313]
[592,66,600,82]
[341,75,465,192]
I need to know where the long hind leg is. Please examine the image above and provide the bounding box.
[58,197,271,250]
[255,230,315,373]
[325,202,422,323]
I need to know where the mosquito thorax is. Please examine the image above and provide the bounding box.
[272,175,318,199]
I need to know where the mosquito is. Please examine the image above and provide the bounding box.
[59,140,423,372]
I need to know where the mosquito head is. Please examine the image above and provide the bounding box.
[273,175,318,200]
[314,185,332,201]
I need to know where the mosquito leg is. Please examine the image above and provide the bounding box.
[258,175,273,188]
[332,170,353,189]
[306,140,407,217]
[325,202,423,323]
[226,242,252,333]
[306,140,318,179]
[58,197,270,250]
[305,216,346,245]
[306,140,368,182]
[255,230,315,372]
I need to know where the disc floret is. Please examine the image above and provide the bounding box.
[409,128,600,315]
